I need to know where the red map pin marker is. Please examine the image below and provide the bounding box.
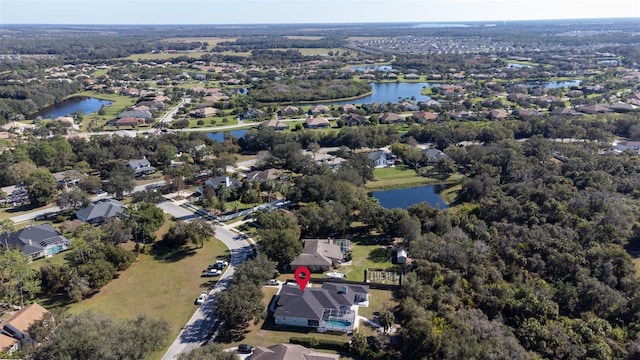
[294,266,311,292]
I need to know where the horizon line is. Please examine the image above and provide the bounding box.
[1,16,639,27]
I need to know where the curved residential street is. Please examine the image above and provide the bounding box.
[161,224,253,360]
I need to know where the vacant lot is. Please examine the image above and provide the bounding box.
[67,239,229,360]
[366,166,431,190]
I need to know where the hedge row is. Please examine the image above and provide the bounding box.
[289,336,350,351]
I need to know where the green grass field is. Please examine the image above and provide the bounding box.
[75,91,136,130]
[122,51,210,61]
[366,166,431,190]
[66,238,229,360]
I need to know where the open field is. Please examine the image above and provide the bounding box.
[122,51,210,61]
[162,37,236,50]
[285,36,324,40]
[66,239,229,360]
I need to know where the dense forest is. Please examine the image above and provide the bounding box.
[249,79,372,103]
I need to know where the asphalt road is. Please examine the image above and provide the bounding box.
[161,224,253,360]
[9,181,165,224]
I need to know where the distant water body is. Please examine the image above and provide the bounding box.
[35,97,112,119]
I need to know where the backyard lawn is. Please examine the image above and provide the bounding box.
[66,238,230,360]
[366,166,432,190]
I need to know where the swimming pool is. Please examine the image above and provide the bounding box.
[325,319,351,328]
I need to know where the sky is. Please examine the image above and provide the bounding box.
[1,0,639,25]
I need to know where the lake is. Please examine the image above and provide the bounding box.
[35,97,112,119]
[312,82,438,107]
[206,129,248,142]
[372,184,449,210]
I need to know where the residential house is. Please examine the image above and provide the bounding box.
[422,148,450,164]
[537,95,561,103]
[76,199,125,225]
[575,104,612,114]
[261,119,289,131]
[551,107,582,116]
[488,109,509,120]
[126,158,156,177]
[191,107,217,118]
[451,111,475,120]
[514,109,542,119]
[0,303,49,353]
[280,105,299,116]
[121,88,140,97]
[305,117,330,129]
[1,121,36,133]
[379,112,405,124]
[245,168,281,183]
[52,170,84,188]
[136,100,165,110]
[367,150,396,168]
[194,73,207,81]
[309,105,330,115]
[250,343,339,360]
[612,141,640,155]
[273,282,369,332]
[343,113,368,126]
[412,111,438,123]
[400,102,420,111]
[290,239,345,272]
[115,117,145,127]
[204,175,241,189]
[338,104,358,113]
[405,73,420,80]
[0,224,70,260]
[242,108,267,120]
[609,102,637,113]
[118,110,152,119]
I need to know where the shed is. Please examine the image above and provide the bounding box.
[397,248,408,264]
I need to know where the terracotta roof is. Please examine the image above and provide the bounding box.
[0,334,18,351]
[2,303,49,336]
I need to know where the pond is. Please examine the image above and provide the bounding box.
[206,129,248,142]
[524,80,582,89]
[348,65,393,72]
[372,184,449,210]
[34,97,112,119]
[311,82,438,107]
[507,62,532,69]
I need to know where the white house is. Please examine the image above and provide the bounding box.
[367,150,396,168]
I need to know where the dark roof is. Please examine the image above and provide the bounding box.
[0,224,69,256]
[251,343,339,360]
[273,283,369,321]
[76,199,124,223]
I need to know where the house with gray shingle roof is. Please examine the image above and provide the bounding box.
[0,224,70,260]
[290,239,344,272]
[76,199,125,225]
[273,282,369,332]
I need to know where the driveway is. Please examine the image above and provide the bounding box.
[161,224,252,359]
[156,200,200,221]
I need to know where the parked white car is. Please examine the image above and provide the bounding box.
[215,260,229,267]
[195,291,208,305]
[202,269,222,277]
[325,271,346,279]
